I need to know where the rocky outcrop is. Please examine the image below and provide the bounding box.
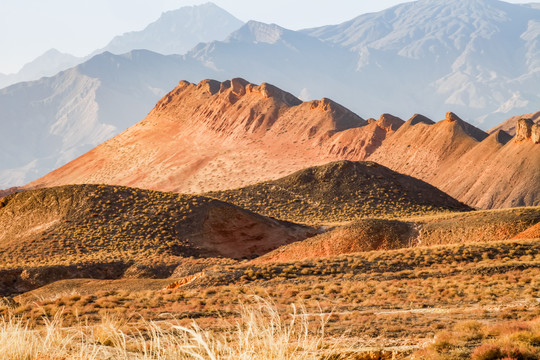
[533,124,540,144]
[488,110,540,136]
[516,118,534,141]
[376,113,404,132]
[515,118,540,144]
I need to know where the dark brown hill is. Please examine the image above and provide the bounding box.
[206,161,471,224]
[0,184,314,270]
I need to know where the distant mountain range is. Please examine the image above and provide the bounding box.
[0,49,83,89]
[95,2,243,57]
[0,3,242,89]
[1,0,539,187]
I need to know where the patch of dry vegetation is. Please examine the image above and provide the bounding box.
[412,206,540,246]
[256,207,540,262]
[207,161,471,224]
[1,180,538,357]
[0,300,349,360]
[3,237,539,357]
[416,317,540,359]
[0,184,309,270]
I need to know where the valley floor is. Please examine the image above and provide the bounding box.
[2,236,539,359]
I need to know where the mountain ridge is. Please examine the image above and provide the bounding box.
[96,3,243,57]
[206,160,471,224]
[26,78,539,209]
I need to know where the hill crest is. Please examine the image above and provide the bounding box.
[206,160,471,224]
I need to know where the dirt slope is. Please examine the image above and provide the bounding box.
[206,161,471,224]
[368,113,540,208]
[0,184,314,270]
[255,207,540,263]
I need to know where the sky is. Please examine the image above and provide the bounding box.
[0,0,528,74]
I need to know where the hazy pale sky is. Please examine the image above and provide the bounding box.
[0,0,528,74]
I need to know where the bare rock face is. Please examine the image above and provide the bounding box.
[516,118,534,141]
[532,124,540,144]
[445,112,461,122]
[377,113,404,132]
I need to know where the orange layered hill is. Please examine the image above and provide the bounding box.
[255,207,540,263]
[488,110,540,136]
[368,112,489,183]
[368,113,540,208]
[438,119,539,208]
[29,78,388,193]
[28,79,539,209]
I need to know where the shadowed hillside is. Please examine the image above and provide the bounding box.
[206,161,471,224]
[0,184,314,270]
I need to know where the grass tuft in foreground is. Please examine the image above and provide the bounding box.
[0,298,346,360]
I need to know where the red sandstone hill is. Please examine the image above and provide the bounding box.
[28,78,381,193]
[27,78,539,209]
[369,113,540,208]
[488,110,540,136]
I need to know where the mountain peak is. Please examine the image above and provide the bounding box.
[227,21,287,44]
[377,114,404,131]
[491,129,512,145]
[99,2,243,56]
[443,112,488,142]
[408,114,435,126]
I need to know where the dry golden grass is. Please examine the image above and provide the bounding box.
[1,182,538,358]
[0,299,359,360]
[416,317,540,359]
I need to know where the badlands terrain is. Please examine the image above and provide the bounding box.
[1,76,539,359]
